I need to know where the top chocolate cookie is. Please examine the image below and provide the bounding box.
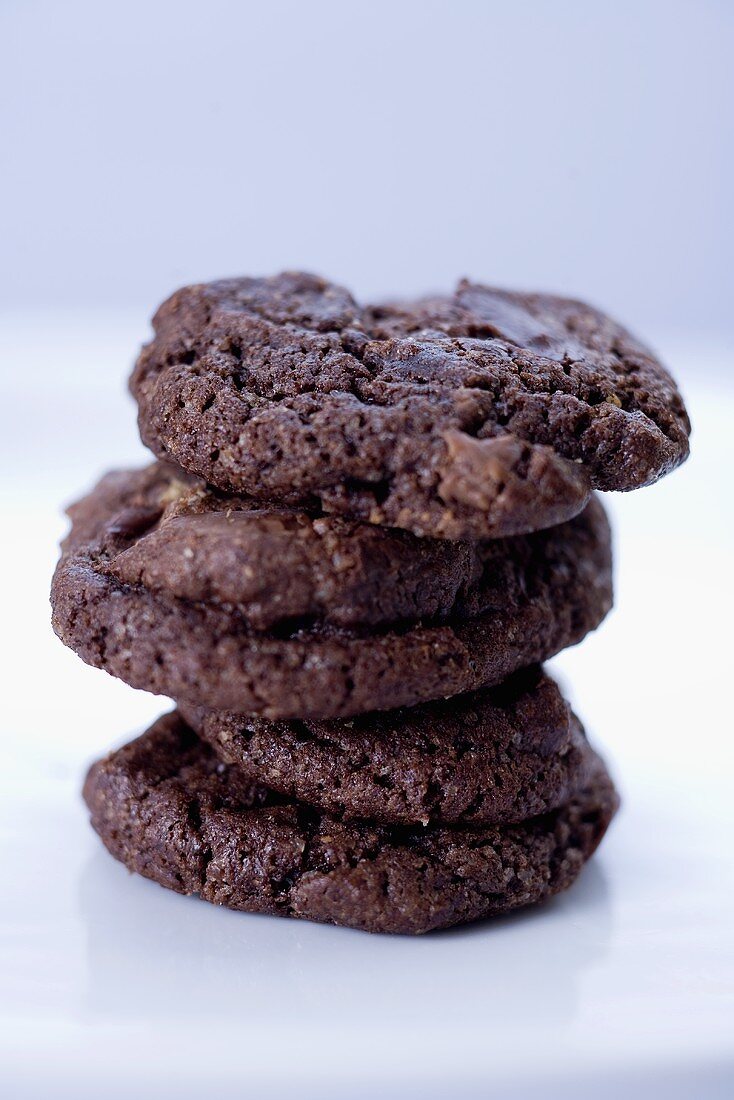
[131,272,690,539]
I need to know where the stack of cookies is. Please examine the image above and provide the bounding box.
[51,273,690,934]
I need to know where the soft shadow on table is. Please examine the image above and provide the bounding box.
[78,850,613,1027]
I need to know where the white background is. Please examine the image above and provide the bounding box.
[1,0,733,341]
[1,2,733,1097]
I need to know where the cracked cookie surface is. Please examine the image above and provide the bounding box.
[131,271,690,539]
[83,712,619,934]
[51,466,612,718]
[182,667,592,826]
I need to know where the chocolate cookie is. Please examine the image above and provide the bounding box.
[182,668,592,826]
[131,272,690,539]
[83,712,618,934]
[51,468,612,718]
[49,462,577,632]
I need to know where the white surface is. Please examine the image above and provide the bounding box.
[1,317,733,1098]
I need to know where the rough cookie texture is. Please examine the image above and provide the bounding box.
[51,469,612,718]
[52,462,585,632]
[182,668,592,826]
[83,713,619,934]
[131,272,690,539]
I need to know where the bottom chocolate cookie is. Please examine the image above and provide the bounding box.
[83,713,618,934]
